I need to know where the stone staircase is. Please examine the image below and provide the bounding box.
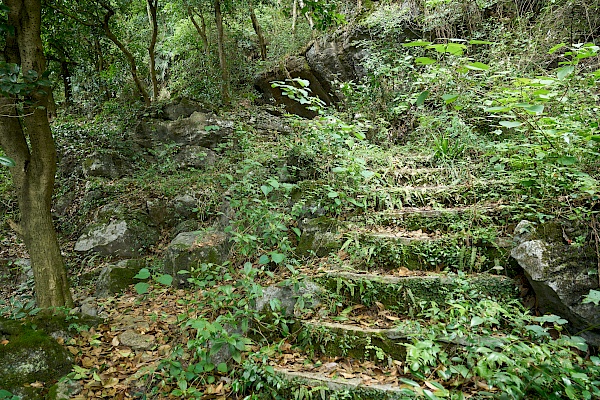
[259,154,525,398]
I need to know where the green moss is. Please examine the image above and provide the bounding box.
[0,318,72,394]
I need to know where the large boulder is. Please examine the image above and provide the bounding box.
[0,317,73,398]
[163,230,231,287]
[132,111,232,150]
[162,98,208,121]
[82,150,127,178]
[74,206,159,258]
[511,220,600,346]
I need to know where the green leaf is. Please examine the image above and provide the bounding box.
[415,57,437,65]
[469,40,494,45]
[548,43,567,54]
[470,316,485,327]
[583,290,600,305]
[416,90,430,106]
[402,40,432,47]
[485,106,510,113]
[557,65,575,80]
[260,185,273,196]
[332,167,347,173]
[156,274,173,286]
[556,156,577,166]
[399,378,421,387]
[465,62,490,71]
[360,170,375,179]
[0,156,15,167]
[270,252,285,264]
[428,43,467,55]
[442,94,459,104]
[292,227,302,237]
[134,268,151,280]
[499,120,522,128]
[515,103,544,114]
[258,254,270,265]
[134,282,150,295]
[327,191,339,198]
[217,362,228,373]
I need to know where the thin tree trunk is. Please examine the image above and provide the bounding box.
[60,60,72,105]
[214,0,230,104]
[1,0,73,309]
[147,0,159,101]
[100,5,150,105]
[298,0,314,29]
[249,2,267,60]
[188,6,209,53]
[292,0,298,34]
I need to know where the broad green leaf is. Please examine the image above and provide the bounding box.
[557,65,575,80]
[465,62,490,71]
[327,191,339,198]
[469,39,494,45]
[428,43,467,55]
[416,90,430,106]
[442,94,459,104]
[470,316,485,327]
[548,43,567,54]
[515,104,544,114]
[217,363,228,373]
[270,252,285,264]
[415,57,437,65]
[156,274,173,286]
[134,268,151,280]
[0,156,15,167]
[556,156,577,166]
[590,135,600,142]
[534,314,568,325]
[258,254,270,265]
[292,227,302,237]
[360,170,375,179]
[402,40,432,47]
[499,121,522,128]
[134,282,150,295]
[260,185,273,196]
[399,378,421,387]
[583,289,600,305]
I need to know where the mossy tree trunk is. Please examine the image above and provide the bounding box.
[0,0,73,309]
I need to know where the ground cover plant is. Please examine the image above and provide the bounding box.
[1,0,600,398]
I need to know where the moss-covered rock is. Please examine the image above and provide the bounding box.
[163,229,231,287]
[95,259,147,297]
[0,318,73,397]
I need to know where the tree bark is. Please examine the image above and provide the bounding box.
[0,0,73,309]
[214,0,229,104]
[187,5,209,53]
[100,4,150,105]
[249,2,266,60]
[147,0,159,101]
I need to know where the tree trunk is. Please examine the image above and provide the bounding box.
[100,5,150,105]
[60,60,72,106]
[0,0,73,309]
[292,0,298,34]
[188,6,209,53]
[214,0,230,104]
[147,0,159,101]
[249,2,266,60]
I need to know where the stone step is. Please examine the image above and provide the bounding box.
[349,203,507,233]
[296,319,506,363]
[273,367,410,399]
[362,181,512,209]
[342,230,514,272]
[315,271,518,310]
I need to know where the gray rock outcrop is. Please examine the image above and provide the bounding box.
[132,111,232,150]
[163,230,231,287]
[74,218,159,257]
[511,220,600,346]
